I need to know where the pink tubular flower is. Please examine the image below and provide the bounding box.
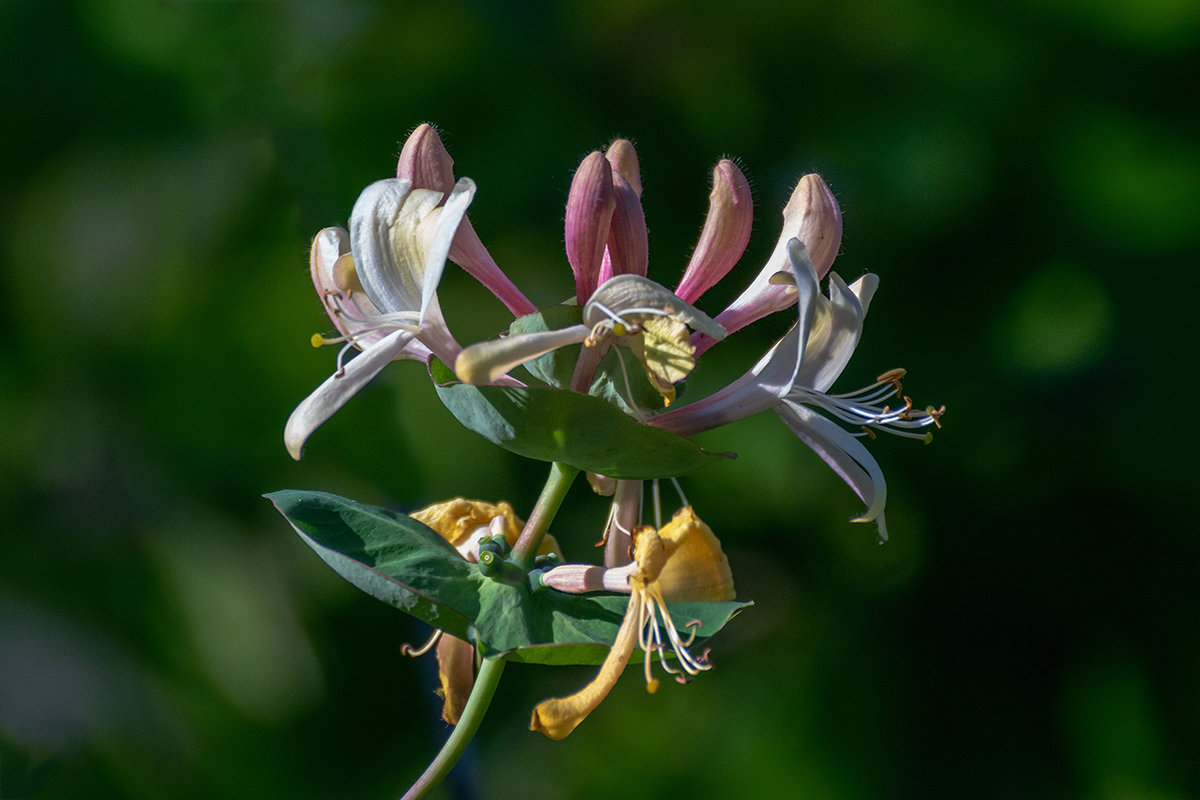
[288,126,549,460]
[692,173,843,355]
[284,176,475,459]
[398,124,537,317]
[674,159,754,305]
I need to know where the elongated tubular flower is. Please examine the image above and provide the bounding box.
[692,173,843,356]
[284,176,476,460]
[673,159,754,305]
[407,498,562,724]
[602,479,642,567]
[531,507,734,740]
[653,239,941,541]
[397,124,537,317]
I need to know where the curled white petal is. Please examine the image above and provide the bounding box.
[776,402,889,541]
[284,328,416,460]
[349,178,419,314]
[796,272,869,392]
[585,274,726,341]
[422,178,477,320]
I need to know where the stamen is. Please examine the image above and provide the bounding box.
[400,628,443,657]
[597,501,635,549]
[669,477,689,509]
[610,347,650,423]
[768,270,797,287]
[678,620,701,648]
[636,595,659,692]
[644,587,713,678]
[651,479,662,530]
[791,367,942,440]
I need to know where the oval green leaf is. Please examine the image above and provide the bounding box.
[432,359,730,478]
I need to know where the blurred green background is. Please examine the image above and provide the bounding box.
[2,0,1198,797]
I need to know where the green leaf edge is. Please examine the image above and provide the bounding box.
[267,490,751,665]
[430,360,731,479]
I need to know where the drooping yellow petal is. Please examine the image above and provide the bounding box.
[411,498,521,548]
[618,315,696,406]
[530,593,644,740]
[435,633,476,725]
[651,507,735,602]
[410,498,560,556]
[639,315,696,404]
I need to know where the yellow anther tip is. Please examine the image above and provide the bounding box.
[646,679,660,694]
[310,333,325,348]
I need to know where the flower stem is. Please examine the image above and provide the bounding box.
[512,461,580,570]
[400,656,506,800]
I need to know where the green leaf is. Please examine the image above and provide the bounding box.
[494,593,751,665]
[431,360,729,479]
[267,489,481,641]
[267,490,748,665]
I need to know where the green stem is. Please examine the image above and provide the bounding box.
[512,461,580,570]
[400,656,506,800]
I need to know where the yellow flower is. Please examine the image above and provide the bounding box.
[530,506,734,740]
[407,498,559,724]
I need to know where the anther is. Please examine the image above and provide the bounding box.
[877,368,907,395]
[926,405,945,428]
[768,270,798,288]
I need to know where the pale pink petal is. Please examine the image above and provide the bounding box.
[284,329,417,460]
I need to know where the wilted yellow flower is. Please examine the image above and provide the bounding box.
[408,498,559,724]
[531,506,733,740]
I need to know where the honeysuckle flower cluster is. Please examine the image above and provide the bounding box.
[273,123,942,800]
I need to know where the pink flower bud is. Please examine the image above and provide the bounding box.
[565,151,616,304]
[605,139,643,197]
[674,159,753,304]
[784,173,842,279]
[695,174,843,355]
[599,169,649,281]
[396,123,455,193]
[398,124,536,316]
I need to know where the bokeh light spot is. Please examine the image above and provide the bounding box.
[995,262,1112,375]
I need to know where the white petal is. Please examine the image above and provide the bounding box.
[795,272,868,393]
[756,239,820,392]
[420,178,476,321]
[585,274,727,341]
[309,227,393,348]
[777,402,889,541]
[284,328,416,460]
[848,273,878,315]
[349,178,420,314]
